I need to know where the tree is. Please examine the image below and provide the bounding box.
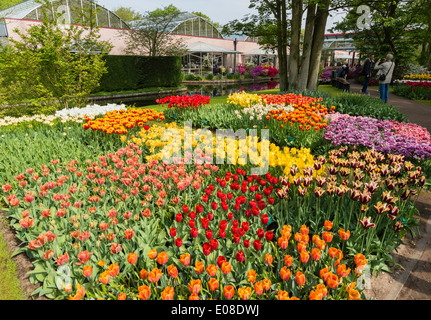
[0,0,25,11]
[123,4,187,57]
[112,6,142,22]
[332,0,428,74]
[223,0,336,91]
[0,0,112,110]
[191,11,221,28]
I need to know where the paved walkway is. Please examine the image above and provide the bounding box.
[349,83,431,132]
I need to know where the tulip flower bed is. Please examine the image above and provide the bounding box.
[1,142,372,300]
[82,108,165,135]
[156,94,211,109]
[324,113,431,160]
[0,90,429,301]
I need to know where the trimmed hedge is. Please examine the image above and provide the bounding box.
[96,55,183,92]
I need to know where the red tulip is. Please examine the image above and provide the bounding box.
[235,250,245,262]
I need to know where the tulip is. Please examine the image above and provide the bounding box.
[223,285,235,299]
[280,266,291,281]
[254,281,264,296]
[262,279,271,291]
[167,264,178,278]
[264,253,273,265]
[175,237,183,247]
[195,261,204,274]
[206,264,218,277]
[82,265,93,278]
[148,268,162,283]
[208,278,219,291]
[295,271,306,286]
[217,256,226,268]
[161,286,175,300]
[221,261,231,275]
[188,279,201,294]
[138,285,151,300]
[180,253,191,266]
[157,252,168,265]
[127,252,138,265]
[236,250,245,263]
[99,271,110,285]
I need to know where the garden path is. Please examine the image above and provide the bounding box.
[349,83,431,132]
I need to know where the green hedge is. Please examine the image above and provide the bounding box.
[96,55,183,93]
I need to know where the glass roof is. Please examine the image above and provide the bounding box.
[0,0,130,29]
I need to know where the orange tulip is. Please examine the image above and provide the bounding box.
[206,264,218,277]
[148,268,162,283]
[280,266,291,281]
[311,248,321,261]
[328,247,339,258]
[300,225,309,235]
[254,281,264,296]
[140,268,148,280]
[194,261,204,274]
[157,251,168,265]
[188,279,201,294]
[278,236,289,249]
[189,293,200,300]
[82,265,92,278]
[348,289,362,300]
[297,241,307,252]
[295,271,306,286]
[221,261,231,275]
[179,252,191,266]
[127,252,138,265]
[284,255,293,267]
[118,292,127,300]
[148,249,157,259]
[265,253,273,265]
[316,284,328,297]
[238,286,252,300]
[138,285,151,300]
[223,285,235,299]
[336,264,351,278]
[262,279,271,291]
[208,278,219,291]
[320,268,330,281]
[326,272,339,289]
[309,289,324,300]
[277,290,290,300]
[161,286,175,300]
[323,220,333,231]
[322,231,333,243]
[247,269,257,283]
[107,263,119,277]
[99,271,110,285]
[300,250,310,263]
[338,228,350,240]
[167,264,178,279]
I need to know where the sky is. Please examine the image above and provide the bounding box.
[95,0,346,33]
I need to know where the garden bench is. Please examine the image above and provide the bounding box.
[332,77,350,92]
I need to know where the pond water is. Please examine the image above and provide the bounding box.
[89,80,280,107]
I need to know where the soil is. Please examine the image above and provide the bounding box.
[0,191,430,300]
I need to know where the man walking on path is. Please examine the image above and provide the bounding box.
[361,54,374,95]
[375,54,395,103]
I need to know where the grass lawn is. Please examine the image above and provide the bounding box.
[416,100,431,107]
[0,219,25,300]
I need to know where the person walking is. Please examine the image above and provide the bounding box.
[374,54,395,103]
[361,54,374,95]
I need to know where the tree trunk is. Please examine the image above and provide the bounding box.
[288,0,303,90]
[296,3,316,90]
[307,0,330,90]
[276,0,288,92]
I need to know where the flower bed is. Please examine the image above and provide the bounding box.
[0,89,429,301]
[324,113,431,160]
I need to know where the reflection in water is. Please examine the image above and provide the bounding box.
[90,81,280,107]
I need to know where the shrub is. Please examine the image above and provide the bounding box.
[97,55,182,92]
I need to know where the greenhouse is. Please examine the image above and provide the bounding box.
[0,0,130,40]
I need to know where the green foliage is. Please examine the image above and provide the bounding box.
[112,6,142,22]
[0,0,111,110]
[97,55,183,92]
[0,0,24,10]
[393,83,431,101]
[184,73,204,81]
